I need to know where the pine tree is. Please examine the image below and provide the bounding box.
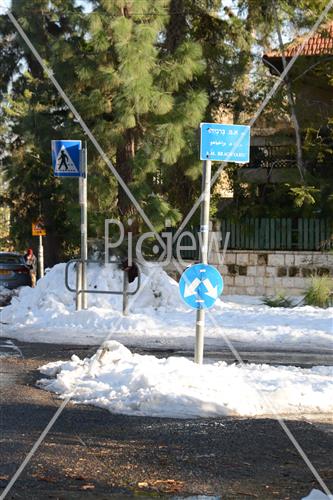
[76,0,211,231]
[0,0,262,259]
[0,0,89,262]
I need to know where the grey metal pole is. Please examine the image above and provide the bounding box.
[37,235,44,279]
[80,143,88,310]
[194,159,212,364]
[76,261,82,311]
[122,270,129,316]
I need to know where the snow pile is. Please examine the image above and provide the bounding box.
[0,285,20,307]
[3,261,180,315]
[38,341,333,419]
[1,262,332,351]
[1,262,184,341]
[302,490,333,500]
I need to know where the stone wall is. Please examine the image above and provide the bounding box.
[213,250,333,296]
[165,250,333,296]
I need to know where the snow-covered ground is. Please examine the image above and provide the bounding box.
[38,340,333,419]
[1,263,332,351]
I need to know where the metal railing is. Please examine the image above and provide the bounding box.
[163,218,332,256]
[249,145,296,169]
[65,259,141,315]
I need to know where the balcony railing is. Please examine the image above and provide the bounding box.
[248,145,296,169]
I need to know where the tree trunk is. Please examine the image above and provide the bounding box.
[44,231,62,267]
[273,4,305,183]
[233,4,253,123]
[165,0,186,51]
[116,129,136,220]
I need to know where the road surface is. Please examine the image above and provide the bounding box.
[0,337,332,499]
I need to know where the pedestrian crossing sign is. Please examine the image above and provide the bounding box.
[51,140,82,177]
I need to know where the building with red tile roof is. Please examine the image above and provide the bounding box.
[239,20,333,187]
[264,20,333,60]
[262,20,333,128]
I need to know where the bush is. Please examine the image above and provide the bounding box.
[304,276,333,308]
[262,292,294,308]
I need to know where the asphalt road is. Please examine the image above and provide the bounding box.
[0,338,333,499]
[1,336,333,367]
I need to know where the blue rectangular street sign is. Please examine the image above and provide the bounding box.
[51,140,82,177]
[200,122,250,163]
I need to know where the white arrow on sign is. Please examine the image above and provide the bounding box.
[184,277,201,297]
[203,278,218,299]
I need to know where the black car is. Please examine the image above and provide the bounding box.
[0,252,31,289]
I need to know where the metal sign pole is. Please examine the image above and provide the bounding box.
[195,159,212,364]
[52,139,84,309]
[80,143,88,310]
[122,271,129,316]
[37,234,44,279]
[76,163,84,311]
[76,260,82,311]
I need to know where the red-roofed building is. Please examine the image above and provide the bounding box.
[262,20,333,127]
[238,20,333,186]
[264,21,333,60]
[217,22,333,259]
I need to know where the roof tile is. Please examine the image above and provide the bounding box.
[265,20,333,58]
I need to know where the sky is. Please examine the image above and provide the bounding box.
[0,0,90,14]
[0,0,10,14]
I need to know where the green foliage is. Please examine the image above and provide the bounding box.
[0,0,113,264]
[301,120,333,217]
[3,0,328,264]
[222,117,333,219]
[304,276,333,308]
[288,185,319,208]
[261,292,295,308]
[2,0,224,261]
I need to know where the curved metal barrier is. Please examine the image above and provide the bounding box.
[65,259,141,315]
[65,259,140,295]
[65,259,141,295]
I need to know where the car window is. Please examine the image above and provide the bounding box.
[0,254,23,264]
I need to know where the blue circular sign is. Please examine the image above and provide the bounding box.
[179,263,223,309]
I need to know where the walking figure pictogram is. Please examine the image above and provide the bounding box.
[59,150,69,170]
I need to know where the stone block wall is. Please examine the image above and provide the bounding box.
[165,250,333,296]
[210,250,333,295]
